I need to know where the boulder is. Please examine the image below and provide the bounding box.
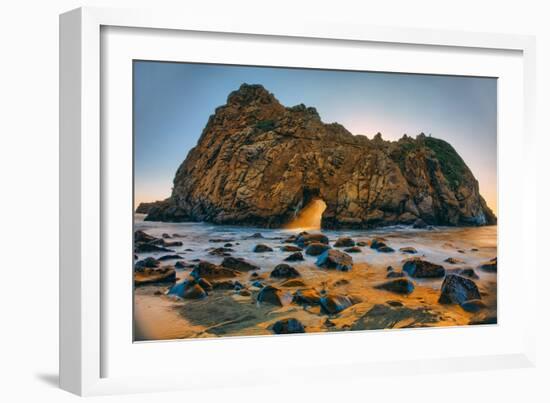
[134,230,156,243]
[399,247,417,254]
[403,258,445,278]
[134,243,174,253]
[334,237,355,247]
[356,241,368,247]
[412,219,428,229]
[305,242,331,256]
[221,256,260,272]
[253,244,273,253]
[257,285,285,306]
[377,246,395,253]
[270,264,301,279]
[168,278,207,299]
[316,249,353,272]
[271,318,305,334]
[211,280,242,290]
[444,257,464,264]
[284,252,304,262]
[296,233,329,247]
[134,266,176,286]
[174,261,189,269]
[292,288,322,305]
[281,245,302,252]
[375,278,415,294]
[208,247,234,256]
[190,261,238,279]
[344,246,362,253]
[320,294,357,315]
[386,270,406,278]
[134,257,160,269]
[157,254,183,261]
[438,274,481,305]
[370,238,394,253]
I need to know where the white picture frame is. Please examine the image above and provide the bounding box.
[59,6,537,396]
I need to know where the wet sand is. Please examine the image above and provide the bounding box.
[134,217,497,341]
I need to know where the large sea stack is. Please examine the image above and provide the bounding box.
[143,84,496,229]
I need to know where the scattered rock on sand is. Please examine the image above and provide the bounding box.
[284,252,304,262]
[438,274,481,305]
[334,237,355,247]
[370,238,394,253]
[444,257,464,264]
[211,280,241,290]
[316,249,353,271]
[320,294,357,315]
[190,261,238,279]
[412,219,428,229]
[351,304,438,330]
[356,241,368,247]
[305,242,331,256]
[403,258,445,278]
[375,278,415,294]
[221,256,260,272]
[168,278,207,299]
[270,264,301,279]
[332,279,350,287]
[272,318,305,334]
[296,233,329,247]
[253,244,273,253]
[478,257,497,272]
[174,261,189,269]
[157,254,183,261]
[134,266,176,285]
[386,270,406,278]
[344,246,362,253]
[161,233,172,239]
[292,288,322,305]
[281,245,302,252]
[209,247,234,256]
[399,247,417,254]
[134,230,156,243]
[134,243,174,253]
[257,285,285,306]
[135,257,160,269]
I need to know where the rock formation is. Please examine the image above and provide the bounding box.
[145,83,496,229]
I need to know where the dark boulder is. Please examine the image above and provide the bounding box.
[174,261,189,269]
[168,278,207,299]
[403,258,445,278]
[334,237,355,247]
[257,285,285,306]
[444,257,464,264]
[305,242,331,256]
[157,254,183,261]
[412,219,428,229]
[375,278,415,294]
[212,280,242,290]
[253,244,273,252]
[399,247,417,254]
[281,245,302,252]
[135,257,160,269]
[134,243,174,253]
[134,266,176,286]
[438,274,481,305]
[320,294,357,315]
[370,238,394,253]
[272,318,305,334]
[316,249,353,272]
[296,233,329,247]
[284,252,304,262]
[344,246,362,253]
[221,256,260,272]
[386,270,406,278]
[292,288,321,305]
[208,247,234,256]
[190,261,238,279]
[270,264,301,279]
[377,246,395,253]
[134,230,156,243]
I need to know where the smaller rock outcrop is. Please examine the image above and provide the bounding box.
[316,249,353,271]
[403,258,446,278]
[270,264,300,279]
[438,274,481,305]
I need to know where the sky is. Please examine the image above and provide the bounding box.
[134,61,497,214]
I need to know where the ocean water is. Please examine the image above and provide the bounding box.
[134,214,497,340]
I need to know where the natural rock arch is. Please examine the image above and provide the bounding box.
[144,84,496,229]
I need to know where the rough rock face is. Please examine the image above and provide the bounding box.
[145,84,496,229]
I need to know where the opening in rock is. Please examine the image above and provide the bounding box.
[284,199,327,230]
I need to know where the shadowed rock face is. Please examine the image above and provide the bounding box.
[145,84,496,229]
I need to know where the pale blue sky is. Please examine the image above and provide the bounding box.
[134,61,497,212]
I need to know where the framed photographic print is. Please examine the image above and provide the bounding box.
[60,7,537,396]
